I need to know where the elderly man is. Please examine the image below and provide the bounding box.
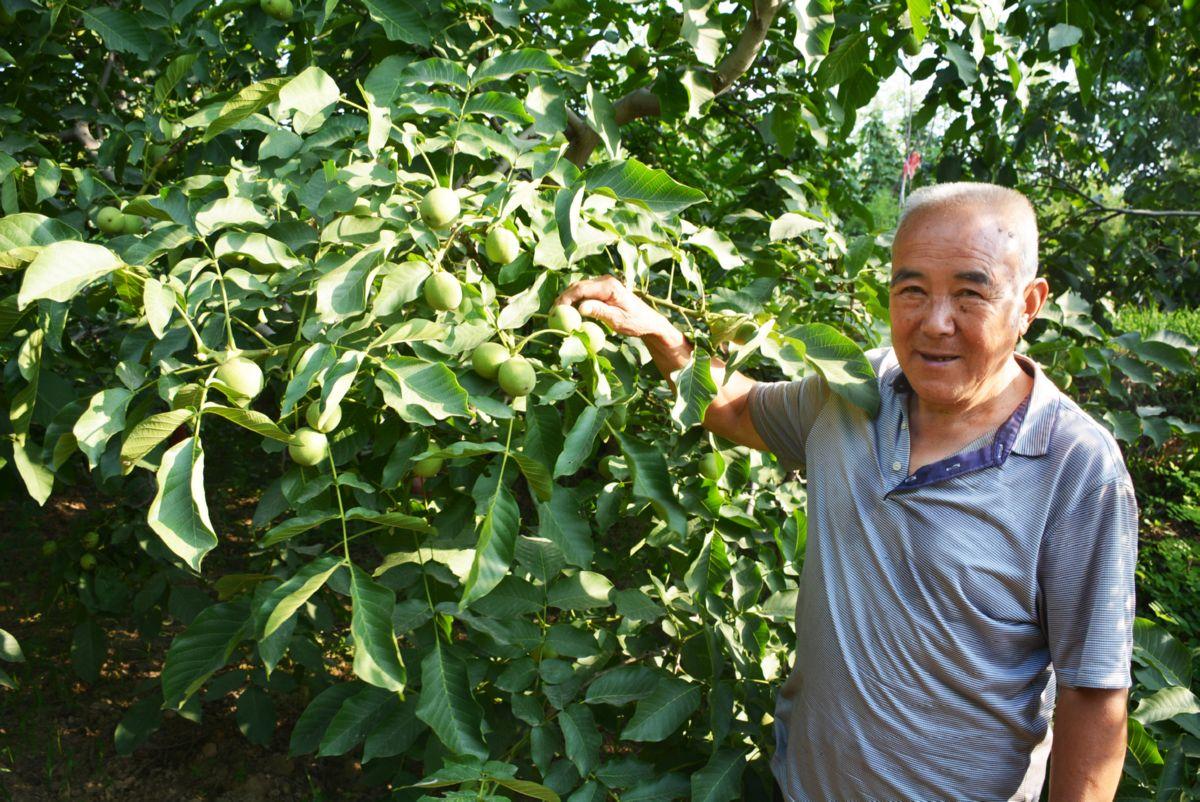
[557,183,1137,801]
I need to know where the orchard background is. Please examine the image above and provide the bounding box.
[1,0,1199,799]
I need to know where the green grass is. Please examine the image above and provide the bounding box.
[1113,304,1200,342]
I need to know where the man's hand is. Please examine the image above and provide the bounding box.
[556,275,768,451]
[1048,686,1127,802]
[555,275,693,380]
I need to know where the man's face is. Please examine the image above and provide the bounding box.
[889,205,1039,410]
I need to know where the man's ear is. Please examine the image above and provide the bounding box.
[1021,278,1050,333]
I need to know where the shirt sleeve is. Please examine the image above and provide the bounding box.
[747,373,832,472]
[1038,480,1139,689]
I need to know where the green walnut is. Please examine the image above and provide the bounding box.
[647,13,682,49]
[97,206,125,235]
[412,456,444,478]
[627,45,650,70]
[216,357,264,402]
[260,0,293,21]
[901,32,922,56]
[580,321,608,352]
[288,427,329,466]
[699,451,726,481]
[420,187,460,229]
[305,401,342,433]
[424,272,463,311]
[485,227,521,265]
[81,530,100,550]
[80,553,97,571]
[472,342,511,380]
[42,541,59,557]
[121,213,143,235]
[498,356,536,397]
[548,304,583,333]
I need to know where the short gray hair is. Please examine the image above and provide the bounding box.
[896,182,1039,283]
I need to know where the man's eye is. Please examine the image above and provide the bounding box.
[958,289,983,299]
[898,286,924,295]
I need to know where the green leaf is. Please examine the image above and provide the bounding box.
[350,565,406,692]
[290,682,362,755]
[194,196,270,235]
[620,676,701,742]
[279,66,340,118]
[214,231,301,271]
[691,748,748,802]
[554,406,608,478]
[1126,719,1164,773]
[537,487,593,568]
[0,213,82,269]
[584,666,658,706]
[416,640,487,759]
[70,620,106,684]
[493,778,561,802]
[319,684,392,756]
[462,484,520,606]
[114,691,163,755]
[377,356,471,425]
[684,530,730,598]
[362,0,433,45]
[73,388,132,469]
[1048,23,1082,51]
[682,2,725,66]
[584,159,707,216]
[236,685,276,746]
[473,49,565,85]
[402,57,470,90]
[0,629,24,663]
[769,212,823,241]
[616,432,688,535]
[512,453,553,502]
[155,54,198,104]
[203,77,290,142]
[555,184,585,259]
[815,31,868,89]
[18,241,122,308]
[464,91,533,123]
[943,41,978,85]
[81,8,151,59]
[548,571,613,611]
[142,277,175,338]
[161,599,251,709]
[586,84,620,159]
[147,436,218,573]
[33,159,60,204]
[1133,617,1192,687]
[362,695,423,762]
[559,703,601,775]
[1132,686,1200,726]
[787,324,879,417]
[906,0,931,40]
[670,351,716,431]
[203,404,292,443]
[120,408,193,473]
[258,555,343,638]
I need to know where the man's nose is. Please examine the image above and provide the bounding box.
[920,296,956,337]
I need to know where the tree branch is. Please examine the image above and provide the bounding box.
[563,0,785,168]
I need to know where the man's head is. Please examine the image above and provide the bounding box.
[890,182,1050,411]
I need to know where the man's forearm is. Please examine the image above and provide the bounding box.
[1048,686,1127,802]
[641,327,765,449]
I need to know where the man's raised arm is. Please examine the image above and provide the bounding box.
[555,276,767,451]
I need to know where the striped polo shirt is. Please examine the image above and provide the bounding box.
[750,347,1138,802]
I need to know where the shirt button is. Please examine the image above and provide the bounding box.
[901,421,909,430]
[892,461,902,472]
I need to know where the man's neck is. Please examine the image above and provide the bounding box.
[910,357,1032,440]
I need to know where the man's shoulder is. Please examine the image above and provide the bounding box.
[865,347,902,394]
[1040,382,1132,490]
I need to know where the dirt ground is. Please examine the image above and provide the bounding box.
[0,434,394,802]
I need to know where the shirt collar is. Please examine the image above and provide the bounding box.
[888,352,1059,458]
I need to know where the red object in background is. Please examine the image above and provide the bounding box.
[902,150,922,180]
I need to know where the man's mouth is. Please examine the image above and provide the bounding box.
[917,351,959,364]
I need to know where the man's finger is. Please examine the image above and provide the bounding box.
[556,275,621,307]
